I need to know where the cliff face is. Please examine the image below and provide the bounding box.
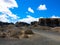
[39,18,60,27]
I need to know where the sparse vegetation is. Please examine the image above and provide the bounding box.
[51,27,60,32]
[0,18,60,39]
[25,30,34,34]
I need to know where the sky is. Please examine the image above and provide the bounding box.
[0,0,60,23]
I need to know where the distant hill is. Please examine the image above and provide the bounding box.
[0,18,60,27]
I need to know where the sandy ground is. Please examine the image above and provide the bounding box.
[33,30,60,42]
[0,30,60,45]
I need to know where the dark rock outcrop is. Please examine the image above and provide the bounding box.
[39,18,60,27]
[0,22,14,27]
[0,18,60,27]
[31,21,38,27]
[39,18,46,26]
[15,22,30,27]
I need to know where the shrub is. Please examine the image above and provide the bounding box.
[51,27,60,32]
[0,32,7,38]
[25,30,34,34]
[21,34,29,38]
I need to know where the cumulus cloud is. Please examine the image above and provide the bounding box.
[0,14,9,22]
[51,15,60,18]
[39,17,44,18]
[19,15,39,24]
[0,0,19,23]
[19,15,44,23]
[37,4,47,10]
[28,7,34,13]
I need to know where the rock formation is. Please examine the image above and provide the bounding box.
[0,22,14,27]
[31,21,38,27]
[39,18,60,27]
[15,22,30,27]
[0,18,60,39]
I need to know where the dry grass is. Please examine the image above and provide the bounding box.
[19,30,34,39]
[0,29,34,39]
[0,32,7,38]
[51,27,60,32]
[32,26,51,30]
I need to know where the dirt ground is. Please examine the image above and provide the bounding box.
[0,33,60,45]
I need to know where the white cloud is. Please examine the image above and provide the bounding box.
[51,15,60,18]
[18,15,60,24]
[37,4,47,10]
[0,0,19,23]
[0,14,9,22]
[28,7,34,13]
[19,15,39,24]
[39,17,44,18]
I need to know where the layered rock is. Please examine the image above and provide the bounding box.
[39,18,60,27]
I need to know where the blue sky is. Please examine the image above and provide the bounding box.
[0,0,60,23]
[11,0,60,18]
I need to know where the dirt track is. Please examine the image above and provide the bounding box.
[33,30,60,42]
